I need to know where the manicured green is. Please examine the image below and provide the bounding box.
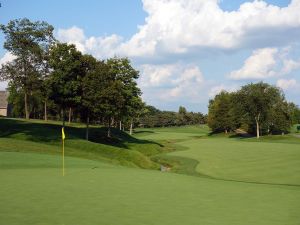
[1,152,300,225]
[1,119,300,225]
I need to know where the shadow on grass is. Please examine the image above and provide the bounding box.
[207,131,254,139]
[133,130,155,134]
[0,118,162,149]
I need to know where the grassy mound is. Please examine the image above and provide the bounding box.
[0,118,164,169]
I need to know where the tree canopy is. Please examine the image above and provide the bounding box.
[208,82,294,138]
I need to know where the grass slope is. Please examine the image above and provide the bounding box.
[0,118,164,169]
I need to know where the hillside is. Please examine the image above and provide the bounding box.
[0,118,165,169]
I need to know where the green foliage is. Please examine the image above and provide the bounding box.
[48,43,83,111]
[139,105,206,127]
[208,82,293,137]
[0,18,55,119]
[289,102,300,124]
[106,57,143,121]
[208,91,236,133]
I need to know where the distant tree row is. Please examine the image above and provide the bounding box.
[0,18,143,138]
[208,82,300,138]
[139,105,207,127]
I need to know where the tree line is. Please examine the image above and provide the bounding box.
[0,18,144,138]
[208,82,300,138]
[139,105,207,127]
[0,18,207,138]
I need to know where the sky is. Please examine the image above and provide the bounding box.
[0,0,299,113]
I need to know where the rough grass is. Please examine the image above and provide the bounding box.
[0,118,164,169]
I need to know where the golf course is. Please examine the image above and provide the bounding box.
[0,118,299,225]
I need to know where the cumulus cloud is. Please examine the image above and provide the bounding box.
[229,48,278,80]
[57,26,123,58]
[209,84,238,98]
[119,0,300,58]
[281,59,300,74]
[0,52,16,68]
[0,52,16,90]
[276,79,298,90]
[139,63,205,102]
[228,47,300,80]
[56,0,300,60]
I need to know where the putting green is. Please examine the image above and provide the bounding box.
[1,152,300,225]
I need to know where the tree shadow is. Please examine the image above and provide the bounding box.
[132,130,155,134]
[0,118,163,149]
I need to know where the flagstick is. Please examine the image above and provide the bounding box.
[62,138,65,176]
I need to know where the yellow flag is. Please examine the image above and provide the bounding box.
[62,127,65,140]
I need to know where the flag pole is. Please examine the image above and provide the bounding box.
[62,127,66,176]
[62,137,65,176]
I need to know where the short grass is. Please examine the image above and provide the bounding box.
[1,152,300,225]
[137,126,300,186]
[1,119,300,224]
[134,125,209,140]
[169,138,300,185]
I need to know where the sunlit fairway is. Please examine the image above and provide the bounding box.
[1,119,300,225]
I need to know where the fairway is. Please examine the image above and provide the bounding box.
[1,122,300,225]
[1,152,300,225]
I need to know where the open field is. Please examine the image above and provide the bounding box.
[0,118,300,225]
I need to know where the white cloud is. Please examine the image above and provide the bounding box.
[57,26,86,43]
[57,26,123,58]
[119,0,300,57]
[139,63,205,101]
[276,79,298,90]
[0,52,16,90]
[56,0,300,60]
[139,64,176,87]
[280,59,300,74]
[209,84,238,98]
[228,47,300,80]
[0,52,16,68]
[229,48,278,80]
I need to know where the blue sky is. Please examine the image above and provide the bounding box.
[0,0,299,113]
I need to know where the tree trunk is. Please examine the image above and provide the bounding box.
[44,100,47,121]
[225,129,228,134]
[130,118,133,135]
[62,108,65,127]
[86,114,89,141]
[107,117,111,138]
[68,107,72,125]
[119,121,122,130]
[255,113,260,139]
[24,92,29,120]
